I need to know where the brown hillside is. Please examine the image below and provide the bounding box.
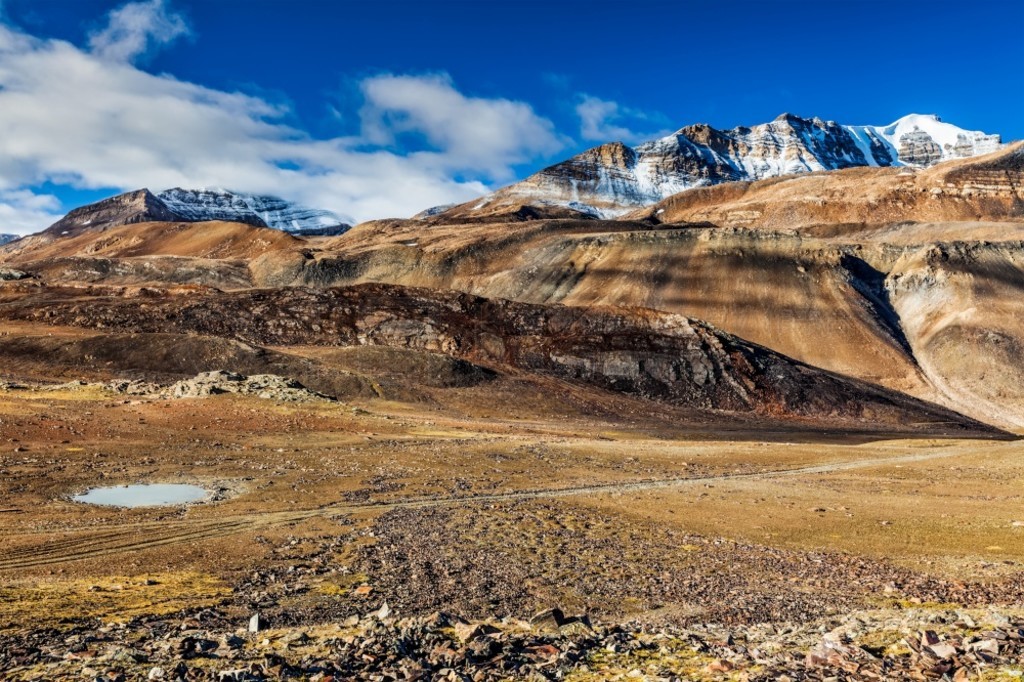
[629,142,1024,230]
[2,220,301,288]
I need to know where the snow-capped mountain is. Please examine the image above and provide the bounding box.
[449,113,1003,219]
[41,188,351,238]
[0,234,20,245]
[157,189,351,235]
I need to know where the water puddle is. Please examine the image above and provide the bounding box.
[72,483,210,507]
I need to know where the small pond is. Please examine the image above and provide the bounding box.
[72,483,210,507]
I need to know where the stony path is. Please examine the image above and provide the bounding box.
[0,444,972,571]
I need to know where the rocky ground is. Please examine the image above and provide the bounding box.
[4,498,1024,681]
[357,503,1024,625]
[3,577,1023,681]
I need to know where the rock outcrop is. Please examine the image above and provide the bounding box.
[106,370,334,402]
[0,267,30,281]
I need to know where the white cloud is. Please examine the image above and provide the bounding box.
[576,94,673,145]
[88,0,190,63]
[0,189,62,234]
[0,13,566,234]
[360,74,566,179]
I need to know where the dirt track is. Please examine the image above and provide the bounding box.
[0,444,986,571]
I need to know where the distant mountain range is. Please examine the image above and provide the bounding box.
[0,234,19,245]
[43,188,350,238]
[26,112,1009,237]
[430,113,1004,220]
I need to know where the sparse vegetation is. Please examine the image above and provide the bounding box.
[1,142,1022,679]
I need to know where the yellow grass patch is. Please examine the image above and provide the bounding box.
[0,572,229,632]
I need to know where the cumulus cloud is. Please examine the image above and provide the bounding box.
[576,94,673,145]
[88,0,190,63]
[360,74,566,179]
[0,11,567,234]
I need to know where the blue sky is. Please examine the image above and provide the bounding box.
[0,0,1021,233]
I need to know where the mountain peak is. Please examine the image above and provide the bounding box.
[891,113,941,124]
[773,112,803,123]
[43,187,182,237]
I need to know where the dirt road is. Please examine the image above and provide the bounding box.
[0,444,980,571]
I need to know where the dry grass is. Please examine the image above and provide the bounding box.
[564,637,724,681]
[0,572,228,632]
[581,438,1024,573]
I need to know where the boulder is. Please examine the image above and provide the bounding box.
[530,608,565,633]
[247,613,266,633]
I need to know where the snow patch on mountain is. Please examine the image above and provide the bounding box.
[413,203,457,220]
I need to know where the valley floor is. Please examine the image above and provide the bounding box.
[1,377,1023,680]
[3,112,1022,682]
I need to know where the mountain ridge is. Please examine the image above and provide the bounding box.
[432,113,1004,220]
[157,188,351,236]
